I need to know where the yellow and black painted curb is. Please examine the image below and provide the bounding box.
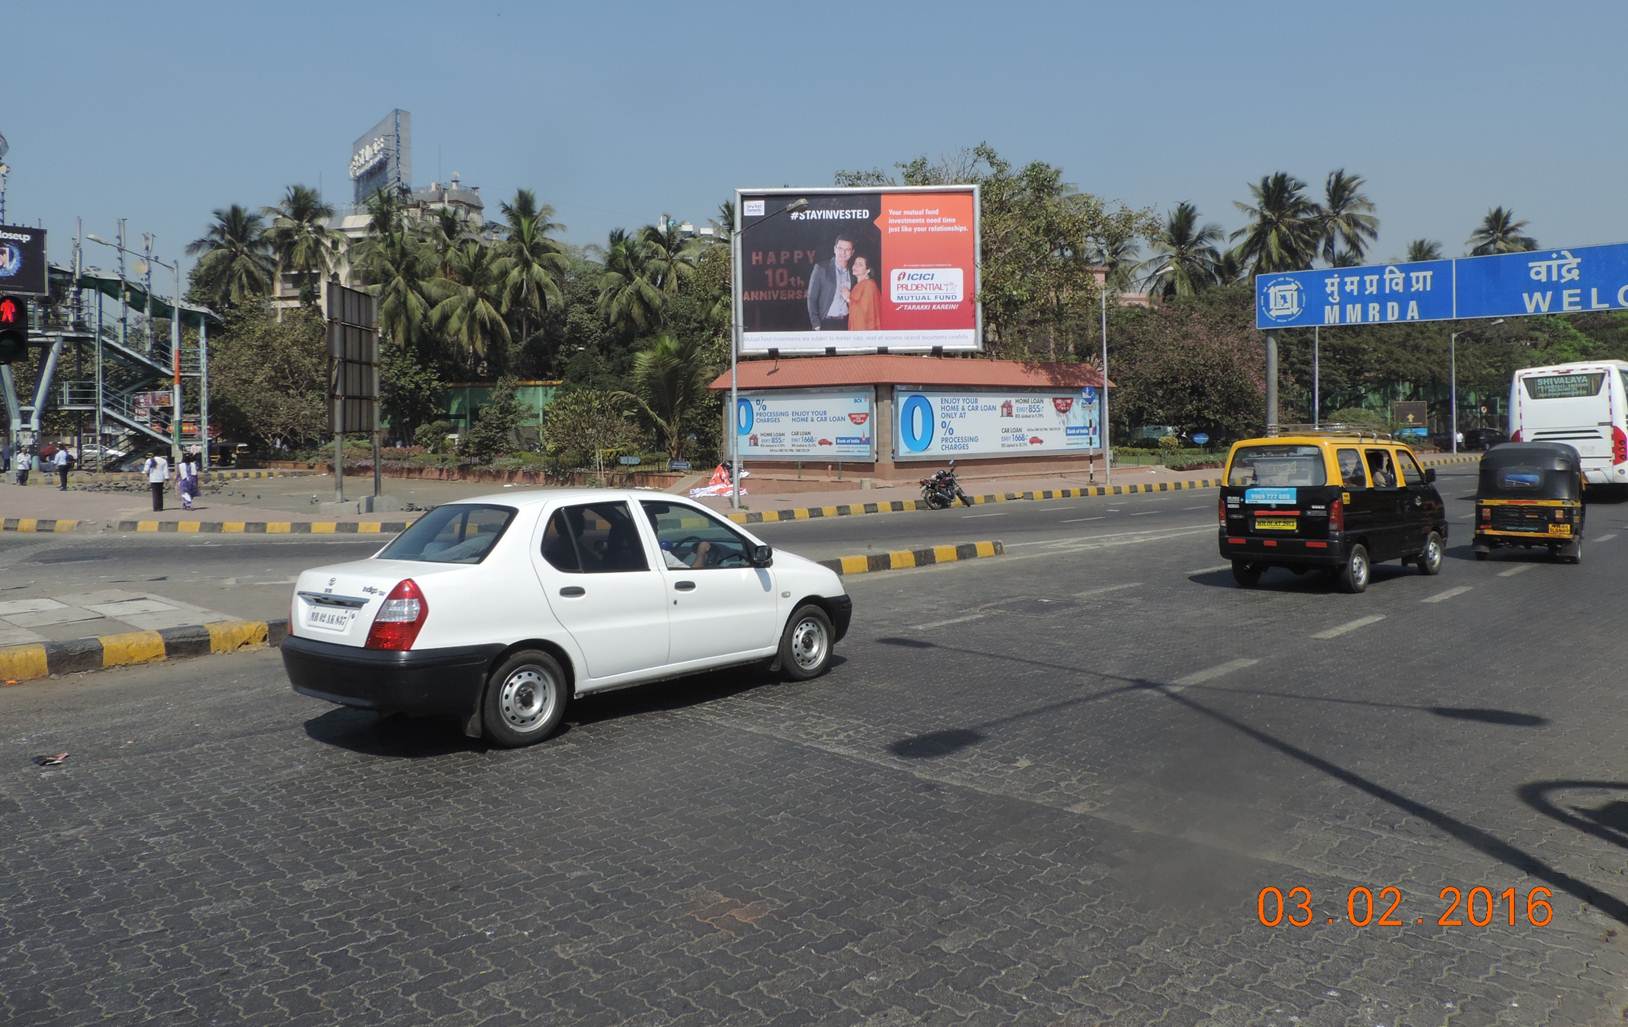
[116,519,412,534]
[728,478,1223,525]
[816,540,1003,576]
[1419,453,1481,467]
[1,518,82,533]
[0,619,289,686]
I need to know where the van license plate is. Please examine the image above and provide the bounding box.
[307,609,355,632]
[1255,516,1297,531]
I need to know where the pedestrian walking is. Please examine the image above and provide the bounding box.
[15,446,30,486]
[53,445,73,491]
[143,451,170,511]
[177,451,200,511]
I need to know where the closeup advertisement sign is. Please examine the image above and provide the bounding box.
[735,187,981,354]
[735,389,876,460]
[0,225,48,296]
[893,387,1103,460]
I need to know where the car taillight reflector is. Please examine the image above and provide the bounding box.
[1510,428,1522,443]
[1329,498,1344,533]
[365,579,428,651]
[1613,425,1627,465]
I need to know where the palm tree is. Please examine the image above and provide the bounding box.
[715,199,736,238]
[1318,169,1379,265]
[598,228,664,336]
[494,189,567,345]
[641,218,701,295]
[361,229,435,353]
[1468,207,1537,255]
[185,205,273,310]
[263,184,341,305]
[430,241,511,369]
[1091,232,1140,292]
[617,334,707,459]
[1405,239,1443,262]
[426,208,475,277]
[1231,172,1321,274]
[1140,202,1223,299]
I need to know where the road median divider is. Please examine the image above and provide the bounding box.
[0,618,290,686]
[727,477,1221,525]
[1,518,83,533]
[817,540,1004,576]
[115,520,413,534]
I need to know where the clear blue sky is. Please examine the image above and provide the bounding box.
[7,0,1624,276]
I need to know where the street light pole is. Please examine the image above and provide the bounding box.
[1100,271,1111,486]
[730,196,808,509]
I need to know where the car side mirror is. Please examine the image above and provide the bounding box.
[750,543,774,568]
[1424,468,1437,483]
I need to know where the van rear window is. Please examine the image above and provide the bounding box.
[1227,445,1327,487]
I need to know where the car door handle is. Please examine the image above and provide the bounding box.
[559,586,586,598]
[674,580,697,592]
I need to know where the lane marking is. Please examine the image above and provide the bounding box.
[1311,614,1386,640]
[1497,564,1535,578]
[1060,516,1105,524]
[1073,583,1142,600]
[1186,564,1232,576]
[1130,511,1157,517]
[960,512,1006,519]
[1172,658,1259,687]
[1595,533,1618,542]
[911,612,988,630]
[1181,504,1209,511]
[1422,586,1472,604]
[1107,508,1122,512]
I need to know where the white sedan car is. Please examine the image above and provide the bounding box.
[281,489,851,747]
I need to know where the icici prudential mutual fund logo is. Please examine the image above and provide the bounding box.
[891,268,964,304]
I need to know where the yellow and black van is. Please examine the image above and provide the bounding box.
[1219,428,1448,593]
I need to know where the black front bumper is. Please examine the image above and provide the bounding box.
[282,634,501,717]
[827,595,853,642]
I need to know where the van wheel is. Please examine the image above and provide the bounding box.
[1337,544,1370,594]
[1231,561,1263,587]
[778,604,834,681]
[482,650,568,748]
[1416,532,1444,575]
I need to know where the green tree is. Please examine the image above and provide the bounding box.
[359,227,436,356]
[426,208,476,277]
[1468,207,1537,255]
[598,228,664,337]
[458,375,525,464]
[431,242,511,371]
[1318,169,1379,265]
[495,188,568,347]
[1109,286,1263,442]
[263,185,342,305]
[617,334,708,459]
[541,387,643,481]
[641,219,702,295]
[185,205,273,311]
[1405,239,1443,262]
[207,305,328,449]
[1140,202,1223,299]
[1231,172,1320,273]
[378,337,444,443]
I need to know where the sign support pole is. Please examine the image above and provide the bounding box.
[1100,278,1112,487]
[1312,326,1320,429]
[1265,332,1279,433]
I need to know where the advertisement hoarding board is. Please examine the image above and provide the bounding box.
[0,225,48,296]
[735,186,980,354]
[893,387,1102,461]
[351,110,411,207]
[735,388,876,460]
[326,283,379,434]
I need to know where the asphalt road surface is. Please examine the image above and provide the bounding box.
[4,470,1628,1024]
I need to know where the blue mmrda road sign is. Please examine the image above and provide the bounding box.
[1456,242,1628,320]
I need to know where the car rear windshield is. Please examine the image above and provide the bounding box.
[377,504,516,564]
[1227,445,1327,487]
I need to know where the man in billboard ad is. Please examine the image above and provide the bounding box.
[0,225,48,296]
[736,187,980,354]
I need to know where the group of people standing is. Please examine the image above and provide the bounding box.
[4,443,76,489]
[806,234,883,332]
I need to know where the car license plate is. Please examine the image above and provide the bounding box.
[1255,516,1297,531]
[307,608,355,632]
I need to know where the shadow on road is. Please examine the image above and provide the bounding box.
[1518,780,1628,854]
[303,707,486,758]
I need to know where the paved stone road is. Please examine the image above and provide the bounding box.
[3,470,1628,1025]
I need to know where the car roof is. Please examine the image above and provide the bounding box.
[1233,435,1410,448]
[443,487,700,509]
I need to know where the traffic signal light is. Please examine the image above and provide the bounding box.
[0,295,26,364]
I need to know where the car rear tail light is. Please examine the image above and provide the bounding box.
[365,579,427,651]
[1510,429,1522,443]
[1328,498,1344,533]
[1613,425,1627,465]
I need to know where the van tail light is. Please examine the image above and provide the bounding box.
[1329,498,1344,533]
[1613,425,1627,465]
[365,579,427,651]
[1217,494,1227,525]
[1510,429,1522,443]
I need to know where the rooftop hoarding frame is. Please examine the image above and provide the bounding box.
[733,185,982,355]
[351,110,411,207]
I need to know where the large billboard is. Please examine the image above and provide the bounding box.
[735,388,875,460]
[734,186,981,354]
[351,110,411,206]
[893,387,1102,461]
[0,224,48,296]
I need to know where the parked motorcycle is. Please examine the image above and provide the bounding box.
[920,463,972,509]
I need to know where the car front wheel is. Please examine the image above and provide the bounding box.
[779,604,834,681]
[482,649,569,748]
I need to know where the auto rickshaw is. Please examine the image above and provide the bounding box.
[1472,442,1585,564]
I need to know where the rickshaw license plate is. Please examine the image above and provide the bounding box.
[1547,523,1571,536]
[1255,516,1297,531]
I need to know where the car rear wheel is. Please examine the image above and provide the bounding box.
[1230,561,1263,587]
[778,604,834,681]
[1417,531,1444,575]
[1337,544,1370,594]
[482,650,568,748]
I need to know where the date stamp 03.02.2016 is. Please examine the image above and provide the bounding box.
[1256,885,1554,928]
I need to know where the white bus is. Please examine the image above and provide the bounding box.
[1508,360,1628,485]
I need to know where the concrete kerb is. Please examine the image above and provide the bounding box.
[817,540,1004,576]
[727,478,1223,525]
[0,518,415,534]
[0,618,289,686]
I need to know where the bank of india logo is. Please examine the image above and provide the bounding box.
[0,243,20,279]
[1261,277,1304,323]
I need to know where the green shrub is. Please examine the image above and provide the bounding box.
[414,420,454,453]
[1157,434,1183,452]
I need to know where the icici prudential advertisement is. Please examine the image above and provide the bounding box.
[734,187,981,354]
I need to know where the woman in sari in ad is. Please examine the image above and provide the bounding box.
[846,254,882,331]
